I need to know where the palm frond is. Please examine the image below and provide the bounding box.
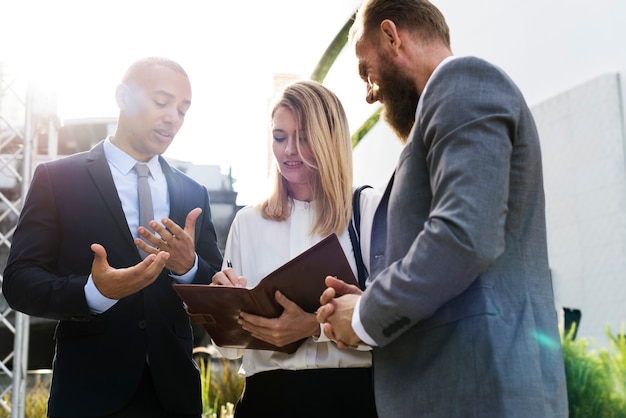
[310,12,356,83]
[351,107,382,149]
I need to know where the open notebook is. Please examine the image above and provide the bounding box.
[173,233,358,354]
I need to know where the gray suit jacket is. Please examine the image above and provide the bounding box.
[363,57,568,417]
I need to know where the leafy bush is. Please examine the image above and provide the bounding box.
[198,356,244,418]
[1,356,243,418]
[0,374,48,418]
[562,325,626,417]
[4,328,626,418]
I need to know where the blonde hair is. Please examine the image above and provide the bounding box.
[258,80,353,237]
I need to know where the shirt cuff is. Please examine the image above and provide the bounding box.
[169,253,199,283]
[314,323,331,342]
[85,275,118,314]
[352,296,378,347]
[317,316,372,351]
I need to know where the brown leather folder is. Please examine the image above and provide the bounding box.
[173,233,358,354]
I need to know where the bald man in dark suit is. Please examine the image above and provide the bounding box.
[3,57,222,418]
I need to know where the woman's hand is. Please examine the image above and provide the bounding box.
[238,290,319,347]
[211,268,247,287]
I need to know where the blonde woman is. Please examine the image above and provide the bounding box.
[212,80,380,417]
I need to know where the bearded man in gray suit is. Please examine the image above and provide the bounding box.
[317,0,569,416]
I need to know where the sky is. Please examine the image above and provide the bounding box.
[4,0,622,205]
[0,0,366,206]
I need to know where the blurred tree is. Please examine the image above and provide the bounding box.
[310,11,382,149]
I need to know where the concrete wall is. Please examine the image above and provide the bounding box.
[534,73,626,344]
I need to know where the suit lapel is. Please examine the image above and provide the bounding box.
[160,157,184,223]
[370,172,394,276]
[86,142,135,241]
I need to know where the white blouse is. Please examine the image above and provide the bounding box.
[214,187,382,377]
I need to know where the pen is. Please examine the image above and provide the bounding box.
[227,259,233,268]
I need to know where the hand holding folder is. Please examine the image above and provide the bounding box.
[173,233,358,354]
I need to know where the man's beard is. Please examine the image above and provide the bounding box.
[379,64,420,143]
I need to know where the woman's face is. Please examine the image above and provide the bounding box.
[271,106,315,201]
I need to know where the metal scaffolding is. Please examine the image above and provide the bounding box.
[1,63,40,418]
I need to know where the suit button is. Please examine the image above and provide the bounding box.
[138,320,147,329]
[71,316,89,322]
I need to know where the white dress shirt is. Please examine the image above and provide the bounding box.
[84,137,197,314]
[215,188,381,377]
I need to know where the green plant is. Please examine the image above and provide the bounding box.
[0,394,8,418]
[198,356,244,418]
[0,357,243,418]
[310,10,382,149]
[310,13,355,83]
[351,107,382,149]
[209,358,244,410]
[199,356,217,418]
[562,325,626,417]
[0,375,49,418]
[5,326,626,417]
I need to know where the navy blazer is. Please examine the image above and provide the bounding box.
[3,141,223,416]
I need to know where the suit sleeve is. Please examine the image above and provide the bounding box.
[2,164,91,320]
[360,60,519,346]
[191,184,223,284]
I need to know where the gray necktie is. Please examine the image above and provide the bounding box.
[133,163,153,257]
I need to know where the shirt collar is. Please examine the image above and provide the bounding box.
[103,136,162,177]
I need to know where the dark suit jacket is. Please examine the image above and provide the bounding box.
[3,141,223,417]
[364,57,569,417]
